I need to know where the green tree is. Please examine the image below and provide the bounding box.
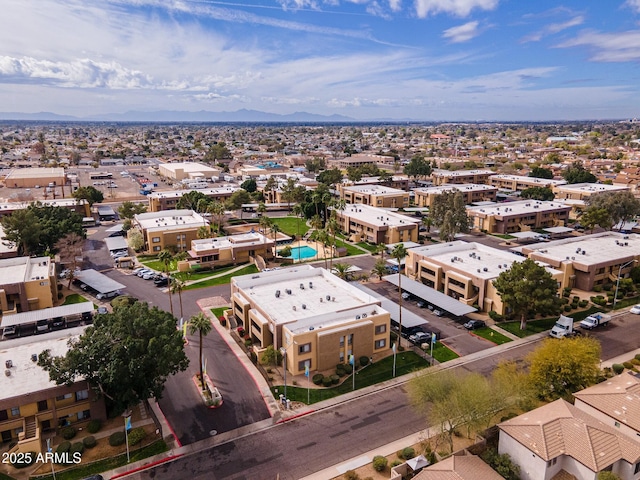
[72,186,104,206]
[206,200,226,234]
[240,178,257,193]
[580,206,614,232]
[520,186,555,201]
[158,250,175,316]
[226,189,251,211]
[188,313,213,392]
[528,166,554,179]
[431,191,470,242]
[305,157,326,173]
[38,302,189,413]
[345,166,362,182]
[391,244,408,340]
[281,177,298,212]
[177,191,210,211]
[1,208,40,255]
[480,450,521,480]
[562,161,597,184]
[403,155,432,181]
[317,168,344,187]
[372,260,388,280]
[587,190,640,230]
[126,228,145,252]
[527,337,601,400]
[204,142,231,162]
[171,279,186,320]
[118,201,147,219]
[492,258,562,330]
[332,262,351,281]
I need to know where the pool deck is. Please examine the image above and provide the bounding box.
[284,240,333,264]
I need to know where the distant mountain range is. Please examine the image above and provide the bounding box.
[0,109,356,123]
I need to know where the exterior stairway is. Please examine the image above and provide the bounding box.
[24,415,37,439]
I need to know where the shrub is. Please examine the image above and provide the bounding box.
[237,327,245,337]
[397,446,415,460]
[562,290,570,298]
[579,300,588,308]
[109,431,126,447]
[635,353,640,361]
[57,292,64,300]
[372,455,388,472]
[56,441,71,454]
[612,363,625,374]
[83,436,97,449]
[330,374,340,385]
[563,305,572,312]
[336,368,346,377]
[632,358,640,366]
[593,285,602,292]
[128,427,147,446]
[343,470,360,480]
[244,339,252,347]
[390,460,403,467]
[623,361,635,370]
[359,356,369,367]
[560,297,569,305]
[250,351,257,364]
[11,451,36,468]
[312,373,324,385]
[62,426,77,440]
[87,419,102,434]
[572,296,580,303]
[343,364,353,374]
[69,442,84,456]
[219,318,227,327]
[321,376,332,387]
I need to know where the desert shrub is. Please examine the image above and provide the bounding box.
[11,451,36,468]
[343,364,353,374]
[481,449,520,480]
[244,339,252,347]
[321,376,332,387]
[87,419,102,433]
[330,374,340,385]
[62,426,76,440]
[57,292,64,300]
[128,427,147,446]
[359,356,369,367]
[563,305,572,312]
[83,435,97,449]
[56,441,71,454]
[372,455,388,472]
[635,354,640,361]
[572,296,580,303]
[562,290,570,298]
[397,446,415,460]
[623,361,635,370]
[560,297,569,305]
[631,358,640,366]
[593,285,602,292]
[237,327,245,337]
[343,470,360,480]
[219,318,227,327]
[69,442,84,458]
[109,431,126,447]
[250,351,257,364]
[312,373,323,385]
[336,368,346,377]
[579,300,588,308]
[390,460,403,467]
[612,364,625,374]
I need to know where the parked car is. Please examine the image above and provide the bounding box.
[401,292,411,300]
[630,305,640,315]
[96,290,121,300]
[154,276,169,287]
[417,300,427,308]
[142,271,156,280]
[136,268,153,277]
[409,332,430,345]
[96,306,108,315]
[35,319,49,333]
[2,326,17,338]
[132,267,147,275]
[463,319,486,330]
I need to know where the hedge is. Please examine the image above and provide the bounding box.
[312,373,324,385]
[83,435,97,449]
[373,455,388,472]
[87,419,102,433]
[128,427,147,446]
[56,441,71,454]
[321,376,332,387]
[109,431,126,447]
[62,426,77,440]
[612,364,625,374]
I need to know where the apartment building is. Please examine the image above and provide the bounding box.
[553,182,629,202]
[488,174,566,192]
[0,199,90,220]
[522,232,640,291]
[467,200,571,234]
[147,186,238,212]
[334,204,420,245]
[406,241,563,314]
[337,154,393,169]
[338,175,410,191]
[0,256,56,315]
[430,169,495,186]
[188,232,274,267]
[132,209,208,253]
[340,184,410,209]
[413,184,498,208]
[0,333,107,453]
[157,162,220,181]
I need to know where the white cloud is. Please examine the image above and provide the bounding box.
[388,0,402,12]
[557,29,640,62]
[414,0,499,18]
[521,15,584,42]
[442,21,480,43]
[626,0,640,13]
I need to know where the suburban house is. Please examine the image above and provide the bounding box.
[413,184,498,208]
[414,453,503,480]
[132,209,208,253]
[0,256,57,315]
[466,200,572,234]
[333,204,420,245]
[187,232,274,268]
[230,266,391,376]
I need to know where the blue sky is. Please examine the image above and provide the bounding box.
[1,0,640,121]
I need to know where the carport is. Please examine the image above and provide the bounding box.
[104,236,128,253]
[383,274,476,319]
[97,205,117,221]
[1,302,94,334]
[76,269,126,295]
[354,284,429,330]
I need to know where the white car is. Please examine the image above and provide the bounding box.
[136,268,153,277]
[142,271,156,280]
[132,267,146,275]
[630,305,640,315]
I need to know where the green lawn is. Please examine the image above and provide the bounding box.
[173,264,239,282]
[271,351,430,404]
[183,265,259,290]
[500,306,602,338]
[270,216,309,237]
[430,342,460,362]
[472,327,513,345]
[334,237,366,256]
[62,294,89,305]
[211,307,229,319]
[139,258,177,272]
[0,474,16,480]
[356,242,379,253]
[33,440,167,480]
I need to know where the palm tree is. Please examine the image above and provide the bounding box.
[326,214,339,270]
[422,216,433,233]
[391,243,408,344]
[332,262,351,281]
[188,313,212,392]
[271,223,281,257]
[171,278,185,321]
[158,249,174,316]
[372,259,388,280]
[207,201,226,235]
[257,202,267,217]
[292,204,304,249]
[197,225,211,239]
[375,243,387,260]
[259,216,273,258]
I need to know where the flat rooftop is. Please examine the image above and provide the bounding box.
[233,266,382,327]
[555,183,629,193]
[467,200,571,217]
[414,183,497,194]
[410,241,527,280]
[160,162,219,173]
[489,174,566,186]
[0,256,51,284]
[342,184,407,196]
[338,204,420,228]
[432,169,495,177]
[5,167,65,179]
[134,209,207,230]
[191,232,272,252]
[0,330,82,400]
[148,186,238,199]
[525,232,640,267]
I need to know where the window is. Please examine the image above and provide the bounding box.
[298,359,311,372]
[0,410,7,421]
[153,246,161,252]
[56,393,73,401]
[339,336,345,347]
[547,458,557,467]
[339,351,344,362]
[375,339,386,349]
[77,410,91,421]
[348,334,353,345]
[10,407,19,417]
[635,461,640,474]
[298,343,311,354]
[375,324,386,334]
[76,390,89,401]
[152,237,160,243]
[37,400,48,412]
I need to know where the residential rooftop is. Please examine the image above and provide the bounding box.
[0,256,52,284]
[338,204,420,228]
[341,184,407,196]
[191,232,271,253]
[489,174,566,186]
[431,169,495,177]
[554,182,629,193]
[134,209,207,231]
[414,183,498,194]
[466,199,571,217]
[147,186,238,199]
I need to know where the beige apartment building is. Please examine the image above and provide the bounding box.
[334,204,420,245]
[522,232,640,291]
[467,200,572,234]
[338,175,410,191]
[188,232,274,267]
[132,209,207,253]
[430,169,495,186]
[0,334,107,453]
[340,184,410,209]
[488,174,566,191]
[230,266,391,375]
[553,182,629,202]
[406,241,563,314]
[0,256,56,315]
[413,184,498,208]
[147,186,239,212]
[0,199,90,220]
[337,154,394,169]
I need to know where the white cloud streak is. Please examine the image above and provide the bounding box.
[521,15,584,42]
[414,0,499,18]
[442,21,480,42]
[625,0,640,13]
[557,29,640,62]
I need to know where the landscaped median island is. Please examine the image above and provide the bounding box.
[469,326,513,345]
[499,306,602,338]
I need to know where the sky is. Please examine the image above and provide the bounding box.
[1,0,640,121]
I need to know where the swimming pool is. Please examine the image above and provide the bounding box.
[289,245,317,260]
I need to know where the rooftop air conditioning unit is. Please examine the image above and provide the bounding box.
[300,283,305,289]
[362,313,367,318]
[332,297,336,302]
[302,304,307,309]
[293,306,297,311]
[275,290,281,298]
[326,295,331,301]
[309,282,313,288]
[483,267,488,272]
[582,251,586,255]
[31,354,37,362]
[4,370,9,377]
[477,269,481,272]
[5,360,12,368]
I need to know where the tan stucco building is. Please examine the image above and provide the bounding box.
[230,266,391,375]
[157,162,220,181]
[132,209,208,253]
[466,200,571,234]
[488,174,566,192]
[413,184,498,208]
[0,256,56,315]
[340,184,410,209]
[147,187,238,212]
[188,232,274,267]
[334,204,420,245]
[431,169,495,186]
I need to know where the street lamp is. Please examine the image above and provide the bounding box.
[280,339,297,403]
[613,259,638,310]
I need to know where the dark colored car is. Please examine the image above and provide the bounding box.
[463,319,486,330]
[154,276,169,287]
